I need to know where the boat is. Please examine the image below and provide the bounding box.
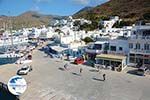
[0,31,28,65]
[0,50,24,65]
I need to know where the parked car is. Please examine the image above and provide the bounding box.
[74,57,84,65]
[17,65,32,75]
[28,55,32,60]
[136,66,148,76]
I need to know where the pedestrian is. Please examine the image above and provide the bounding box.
[97,65,100,72]
[60,54,63,60]
[79,67,83,74]
[64,63,68,70]
[103,74,106,81]
[98,68,101,74]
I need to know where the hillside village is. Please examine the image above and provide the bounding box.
[0,0,150,99]
[0,15,149,73]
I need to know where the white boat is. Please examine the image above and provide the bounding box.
[0,32,28,65]
[0,52,24,65]
[0,35,28,47]
[0,52,23,58]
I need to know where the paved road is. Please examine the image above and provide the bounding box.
[0,49,150,100]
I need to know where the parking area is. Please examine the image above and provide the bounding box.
[0,49,150,100]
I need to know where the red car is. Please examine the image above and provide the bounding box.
[28,55,32,60]
[74,57,84,64]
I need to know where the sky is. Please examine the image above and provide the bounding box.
[0,0,108,16]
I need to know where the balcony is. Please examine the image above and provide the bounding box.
[130,49,150,54]
[107,51,126,56]
[130,35,150,40]
[85,48,103,54]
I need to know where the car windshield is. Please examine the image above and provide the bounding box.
[21,67,28,70]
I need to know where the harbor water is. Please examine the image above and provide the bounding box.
[0,58,19,65]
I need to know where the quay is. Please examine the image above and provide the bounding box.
[0,45,150,100]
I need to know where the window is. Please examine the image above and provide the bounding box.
[144,59,150,64]
[119,47,123,51]
[130,57,135,63]
[129,43,133,49]
[143,30,150,36]
[136,43,140,49]
[110,46,116,51]
[93,44,102,50]
[130,53,135,56]
[144,44,150,50]
[133,31,136,35]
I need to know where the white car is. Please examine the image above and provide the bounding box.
[17,65,32,75]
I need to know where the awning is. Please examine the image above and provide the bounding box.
[96,54,126,62]
[51,46,68,53]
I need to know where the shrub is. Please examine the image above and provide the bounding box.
[143,13,150,20]
[82,37,94,44]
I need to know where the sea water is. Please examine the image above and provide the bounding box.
[0,58,19,65]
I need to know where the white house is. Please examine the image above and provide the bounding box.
[28,27,42,39]
[48,41,86,58]
[128,25,150,66]
[108,39,129,56]
[100,16,120,29]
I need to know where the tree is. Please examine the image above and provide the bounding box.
[82,37,94,44]
[99,23,104,29]
[73,21,80,26]
[143,13,150,20]
[113,20,132,28]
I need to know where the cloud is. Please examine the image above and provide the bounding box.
[31,0,50,12]
[72,0,108,5]
[31,5,40,11]
[34,0,50,3]
[72,0,90,5]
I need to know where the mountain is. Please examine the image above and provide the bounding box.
[75,6,93,15]
[73,0,150,24]
[0,11,64,30]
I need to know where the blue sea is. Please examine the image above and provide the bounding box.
[0,58,19,65]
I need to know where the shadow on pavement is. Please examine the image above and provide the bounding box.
[72,72,81,76]
[89,69,99,73]
[0,82,19,100]
[127,70,144,76]
[58,67,65,71]
[38,47,53,58]
[92,77,104,82]
[83,61,94,67]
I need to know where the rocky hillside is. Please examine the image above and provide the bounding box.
[75,6,93,15]
[0,11,64,30]
[74,0,150,24]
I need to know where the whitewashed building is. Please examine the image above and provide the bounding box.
[86,39,129,71]
[108,39,129,56]
[128,25,150,66]
[100,16,119,29]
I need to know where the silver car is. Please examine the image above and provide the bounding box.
[17,65,32,75]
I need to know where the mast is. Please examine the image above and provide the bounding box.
[10,17,13,50]
[8,11,14,51]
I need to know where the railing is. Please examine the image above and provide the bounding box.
[107,51,126,56]
[85,48,103,54]
[130,35,150,40]
[130,49,150,54]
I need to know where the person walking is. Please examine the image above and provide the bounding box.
[64,63,68,70]
[60,54,63,60]
[103,74,106,81]
[79,67,83,74]
[97,65,100,72]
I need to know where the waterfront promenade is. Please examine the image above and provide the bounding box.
[0,48,150,100]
